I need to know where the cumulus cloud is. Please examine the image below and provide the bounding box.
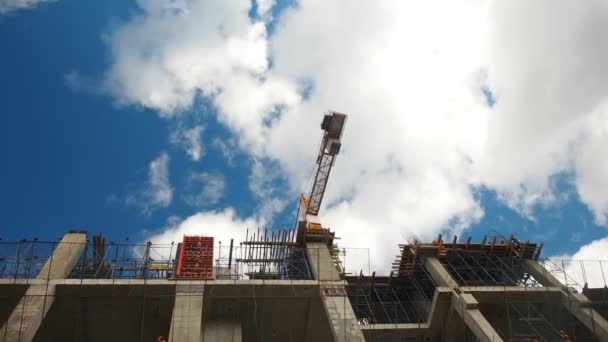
[183,172,226,207]
[548,236,608,289]
[126,152,173,215]
[105,0,608,271]
[146,208,259,248]
[102,0,299,149]
[473,1,608,220]
[0,0,54,14]
[255,0,275,20]
[170,124,205,161]
[212,137,237,165]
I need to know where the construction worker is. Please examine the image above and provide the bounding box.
[559,329,572,342]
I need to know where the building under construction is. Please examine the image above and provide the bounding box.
[1,230,608,341]
[2,112,608,341]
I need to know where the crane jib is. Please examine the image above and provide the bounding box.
[304,111,347,216]
[306,152,335,216]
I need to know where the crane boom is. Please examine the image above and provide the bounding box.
[300,111,347,228]
[306,112,347,215]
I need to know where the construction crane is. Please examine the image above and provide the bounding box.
[298,111,347,242]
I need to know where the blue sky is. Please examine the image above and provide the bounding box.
[2,0,608,272]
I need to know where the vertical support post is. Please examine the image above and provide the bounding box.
[228,239,234,270]
[0,232,86,342]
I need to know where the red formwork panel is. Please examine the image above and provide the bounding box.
[176,235,214,279]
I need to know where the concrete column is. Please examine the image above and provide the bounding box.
[0,232,86,342]
[423,256,459,287]
[425,288,452,338]
[306,242,364,342]
[169,283,204,342]
[203,321,241,342]
[451,292,503,342]
[306,242,341,281]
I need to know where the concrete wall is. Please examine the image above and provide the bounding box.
[203,321,241,342]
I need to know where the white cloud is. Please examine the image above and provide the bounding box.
[126,152,173,215]
[248,158,288,226]
[212,137,236,165]
[170,125,205,161]
[0,0,54,14]
[146,208,258,248]
[183,172,226,207]
[102,0,300,150]
[472,1,608,221]
[549,236,608,289]
[105,0,608,271]
[256,0,275,20]
[575,106,608,225]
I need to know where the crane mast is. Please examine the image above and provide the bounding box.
[298,111,347,240]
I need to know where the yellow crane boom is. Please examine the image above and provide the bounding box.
[299,111,347,235]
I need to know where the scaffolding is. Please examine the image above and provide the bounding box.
[235,228,312,280]
[0,239,56,278]
[0,231,316,281]
[393,234,543,287]
[346,258,437,325]
[0,236,176,280]
[477,299,597,342]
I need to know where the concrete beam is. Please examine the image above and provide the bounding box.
[203,321,241,342]
[423,257,459,287]
[561,290,608,341]
[523,259,563,287]
[169,283,204,342]
[0,232,86,342]
[525,259,608,340]
[451,292,503,342]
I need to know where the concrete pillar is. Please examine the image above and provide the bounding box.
[169,283,204,342]
[451,292,503,342]
[425,288,452,338]
[0,232,86,342]
[423,257,459,287]
[525,259,608,340]
[306,242,341,281]
[306,242,365,342]
[203,321,241,342]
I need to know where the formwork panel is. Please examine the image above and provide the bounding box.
[176,236,214,279]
